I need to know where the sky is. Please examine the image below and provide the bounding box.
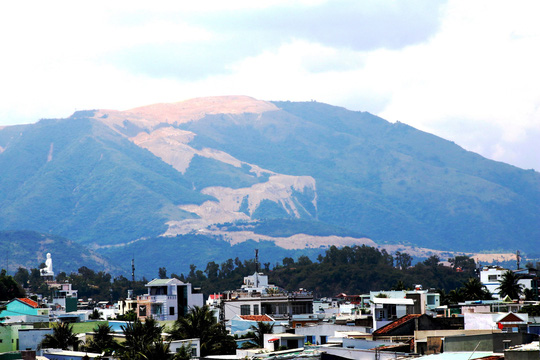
[1,0,539,170]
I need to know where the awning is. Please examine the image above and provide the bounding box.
[268,338,279,342]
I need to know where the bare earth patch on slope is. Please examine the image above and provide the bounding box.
[95,96,278,132]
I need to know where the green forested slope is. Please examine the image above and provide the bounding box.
[0,115,209,245]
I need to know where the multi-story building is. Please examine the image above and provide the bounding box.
[480,265,539,300]
[136,278,203,321]
[221,272,313,323]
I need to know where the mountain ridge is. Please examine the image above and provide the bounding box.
[0,96,538,273]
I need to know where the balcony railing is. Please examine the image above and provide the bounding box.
[137,295,177,302]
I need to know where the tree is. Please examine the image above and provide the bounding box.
[247,321,274,348]
[496,270,523,300]
[282,257,295,267]
[423,255,440,268]
[391,280,407,291]
[13,267,30,287]
[41,322,82,350]
[159,267,168,279]
[120,318,164,360]
[461,278,492,301]
[0,269,25,301]
[170,305,236,356]
[88,309,102,320]
[448,256,476,273]
[84,323,118,355]
[394,252,412,269]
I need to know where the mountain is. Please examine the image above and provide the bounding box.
[0,96,538,276]
[0,231,117,274]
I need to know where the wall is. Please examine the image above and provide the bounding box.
[18,328,53,351]
[295,324,371,345]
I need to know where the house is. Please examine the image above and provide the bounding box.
[370,288,441,314]
[0,298,49,324]
[227,314,282,336]
[169,338,201,358]
[222,272,313,323]
[136,278,203,321]
[51,283,78,312]
[18,328,54,351]
[372,314,464,340]
[479,266,539,300]
[295,323,372,345]
[464,312,529,332]
[505,341,540,360]
[444,332,538,353]
[370,297,415,330]
[263,333,305,351]
[0,323,34,353]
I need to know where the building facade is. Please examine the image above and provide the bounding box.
[136,278,203,321]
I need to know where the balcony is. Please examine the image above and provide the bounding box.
[138,295,177,302]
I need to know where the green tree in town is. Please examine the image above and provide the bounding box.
[13,267,30,288]
[0,269,26,301]
[159,267,168,279]
[119,318,164,360]
[41,322,82,350]
[84,323,118,356]
[461,278,492,301]
[88,309,102,320]
[247,321,274,348]
[170,305,236,356]
[496,270,523,300]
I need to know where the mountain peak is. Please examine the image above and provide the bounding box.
[95,96,278,131]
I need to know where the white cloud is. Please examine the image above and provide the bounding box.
[0,0,538,170]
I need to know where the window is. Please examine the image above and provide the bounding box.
[170,307,175,315]
[139,305,147,317]
[427,295,435,305]
[278,304,287,314]
[488,275,498,281]
[254,305,259,315]
[320,336,327,345]
[241,305,250,315]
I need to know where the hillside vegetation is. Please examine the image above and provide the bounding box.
[0,98,538,264]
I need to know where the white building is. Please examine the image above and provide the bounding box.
[479,266,537,299]
[136,278,203,321]
[370,297,415,331]
[369,288,440,315]
[222,272,313,322]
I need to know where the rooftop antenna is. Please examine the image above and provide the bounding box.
[516,250,521,270]
[131,256,135,282]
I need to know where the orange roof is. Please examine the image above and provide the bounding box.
[373,314,422,335]
[240,315,274,322]
[18,298,38,308]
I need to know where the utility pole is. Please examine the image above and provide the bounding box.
[516,250,521,270]
[255,249,259,273]
[131,257,135,282]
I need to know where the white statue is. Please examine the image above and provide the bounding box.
[41,252,54,276]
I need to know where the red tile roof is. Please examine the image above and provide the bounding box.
[240,315,274,322]
[18,298,38,308]
[373,314,422,335]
